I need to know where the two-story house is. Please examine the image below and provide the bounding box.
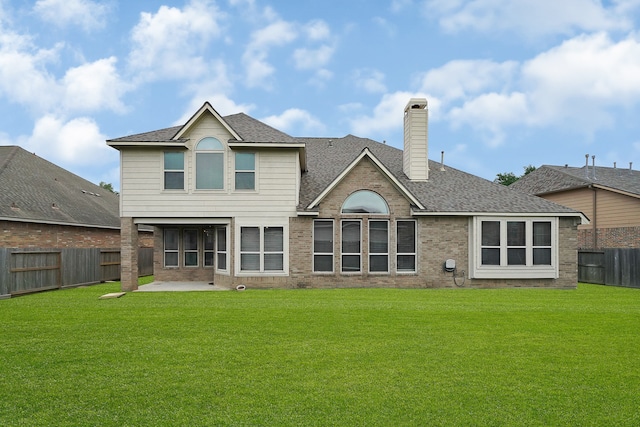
[107,99,585,291]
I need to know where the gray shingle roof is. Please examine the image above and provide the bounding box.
[0,146,120,228]
[511,165,640,197]
[107,113,297,144]
[299,136,577,214]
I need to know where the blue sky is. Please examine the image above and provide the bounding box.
[2,0,640,190]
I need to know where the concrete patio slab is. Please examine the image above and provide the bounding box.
[135,281,232,292]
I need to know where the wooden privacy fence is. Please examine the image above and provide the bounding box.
[578,249,640,288]
[0,247,154,297]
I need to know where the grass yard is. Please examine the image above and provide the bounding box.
[1,281,639,426]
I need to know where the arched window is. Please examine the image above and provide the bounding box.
[196,137,224,189]
[341,190,389,214]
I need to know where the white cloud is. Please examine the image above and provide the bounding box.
[261,108,324,134]
[293,45,334,70]
[303,20,330,41]
[243,19,298,88]
[62,57,129,113]
[353,69,387,93]
[34,0,110,31]
[24,115,115,166]
[424,0,635,38]
[348,91,427,137]
[129,0,225,81]
[418,59,518,103]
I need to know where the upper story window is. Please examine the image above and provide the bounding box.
[235,152,255,190]
[164,152,184,190]
[342,190,389,214]
[195,137,224,190]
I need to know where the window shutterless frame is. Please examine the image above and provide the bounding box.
[313,219,334,273]
[396,220,417,273]
[369,220,389,273]
[341,220,362,273]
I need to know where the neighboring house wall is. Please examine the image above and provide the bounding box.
[543,187,640,248]
[1,220,120,249]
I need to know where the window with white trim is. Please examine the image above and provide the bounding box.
[342,190,389,214]
[183,229,198,267]
[204,229,214,267]
[163,152,184,190]
[341,220,361,273]
[474,217,557,279]
[369,220,388,273]
[240,226,284,272]
[195,137,224,190]
[216,226,227,271]
[396,220,416,273]
[313,220,334,273]
[164,228,179,267]
[235,152,255,190]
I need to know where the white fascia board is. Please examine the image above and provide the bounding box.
[173,102,242,141]
[106,141,187,149]
[133,218,231,225]
[296,211,319,217]
[411,210,589,224]
[307,148,425,210]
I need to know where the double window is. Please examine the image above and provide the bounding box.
[240,226,284,272]
[474,217,557,278]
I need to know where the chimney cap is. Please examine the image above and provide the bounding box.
[405,98,428,112]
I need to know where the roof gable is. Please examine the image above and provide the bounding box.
[306,147,424,210]
[173,102,242,142]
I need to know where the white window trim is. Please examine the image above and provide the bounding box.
[216,226,229,275]
[470,217,559,279]
[162,151,186,192]
[369,220,389,274]
[194,137,226,192]
[235,223,288,276]
[341,219,362,274]
[163,228,179,268]
[313,219,334,274]
[233,151,258,192]
[396,219,417,274]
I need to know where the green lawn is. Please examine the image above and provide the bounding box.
[1,282,639,426]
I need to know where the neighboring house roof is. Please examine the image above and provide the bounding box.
[299,136,578,215]
[511,165,640,198]
[0,146,121,228]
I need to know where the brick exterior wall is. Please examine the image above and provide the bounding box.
[0,220,153,249]
[148,157,579,289]
[579,226,640,249]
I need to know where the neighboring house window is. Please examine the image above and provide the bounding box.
[397,220,416,273]
[183,229,198,267]
[235,152,255,190]
[474,217,557,279]
[341,220,361,273]
[204,229,214,267]
[240,226,284,272]
[164,228,179,267]
[216,226,227,271]
[164,152,184,190]
[342,190,389,214]
[313,220,334,273]
[369,220,389,273]
[195,137,224,189]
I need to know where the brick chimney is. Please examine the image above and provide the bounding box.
[403,98,429,181]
